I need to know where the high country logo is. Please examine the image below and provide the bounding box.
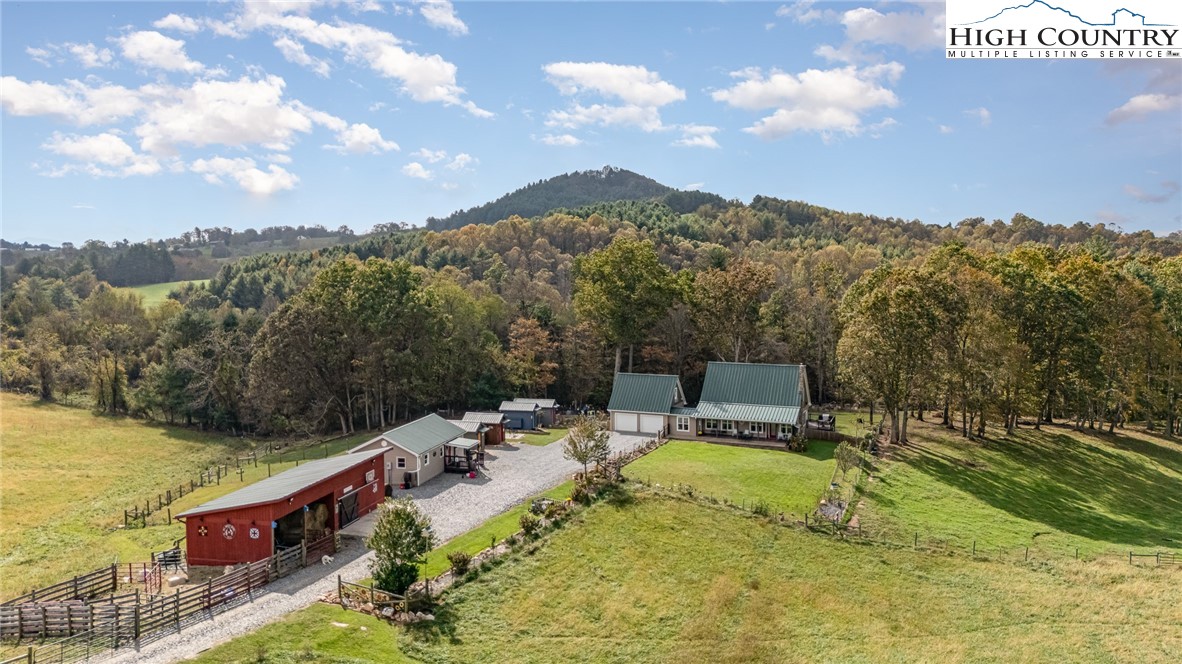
[945,0,1181,59]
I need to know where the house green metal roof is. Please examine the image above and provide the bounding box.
[699,362,804,408]
[462,411,508,424]
[368,414,466,456]
[684,403,801,425]
[607,373,684,414]
[176,448,386,518]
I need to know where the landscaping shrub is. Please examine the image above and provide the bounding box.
[752,500,772,517]
[447,551,472,575]
[520,513,542,537]
[367,498,436,594]
[570,484,591,505]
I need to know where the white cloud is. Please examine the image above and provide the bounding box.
[1106,93,1181,125]
[683,182,704,191]
[190,156,299,195]
[235,8,490,116]
[72,204,97,210]
[0,76,143,125]
[546,103,664,132]
[1123,181,1180,204]
[938,124,954,134]
[964,107,991,126]
[542,61,688,133]
[42,132,161,177]
[267,152,293,164]
[446,152,476,170]
[776,2,830,24]
[539,133,582,147]
[134,76,326,155]
[672,124,721,149]
[440,181,459,191]
[712,63,903,140]
[327,122,399,153]
[544,61,684,107]
[414,0,468,36]
[26,47,53,66]
[274,36,332,77]
[841,6,944,51]
[67,43,114,69]
[153,13,203,34]
[116,31,204,74]
[412,148,448,162]
[402,162,433,179]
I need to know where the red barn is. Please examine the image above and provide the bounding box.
[176,449,385,568]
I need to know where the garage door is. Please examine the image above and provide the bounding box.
[639,414,664,434]
[612,412,638,432]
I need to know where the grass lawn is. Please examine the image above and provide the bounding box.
[127,279,209,308]
[517,427,569,446]
[191,492,1182,663]
[0,394,375,600]
[857,418,1182,558]
[623,440,836,518]
[420,481,575,578]
[0,393,248,599]
[831,408,874,437]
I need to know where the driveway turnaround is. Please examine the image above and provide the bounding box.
[108,432,650,663]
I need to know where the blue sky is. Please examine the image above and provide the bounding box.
[1,1,1179,244]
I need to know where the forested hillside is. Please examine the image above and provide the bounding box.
[425,166,677,230]
[3,189,1179,442]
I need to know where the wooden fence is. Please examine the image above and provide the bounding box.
[1,533,338,663]
[1,568,118,608]
[337,578,428,614]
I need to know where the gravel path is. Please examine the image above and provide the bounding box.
[107,433,648,663]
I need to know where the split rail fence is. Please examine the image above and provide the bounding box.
[0,533,339,664]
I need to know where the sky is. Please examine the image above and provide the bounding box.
[1,0,1179,245]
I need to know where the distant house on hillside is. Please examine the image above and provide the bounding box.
[510,398,558,426]
[499,400,540,430]
[607,362,810,442]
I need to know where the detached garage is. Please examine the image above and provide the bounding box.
[607,372,686,436]
[176,448,385,570]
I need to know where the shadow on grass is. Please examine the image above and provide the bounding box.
[1064,426,1182,476]
[901,427,1182,549]
[802,440,837,462]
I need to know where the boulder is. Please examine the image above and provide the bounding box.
[380,607,395,618]
[166,574,188,588]
[361,602,374,613]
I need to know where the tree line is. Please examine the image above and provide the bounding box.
[2,199,1178,440]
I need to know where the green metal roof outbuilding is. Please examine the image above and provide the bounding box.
[607,373,685,414]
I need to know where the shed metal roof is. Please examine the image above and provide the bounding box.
[699,362,803,408]
[447,420,488,434]
[176,448,385,518]
[446,437,479,450]
[512,398,557,409]
[499,400,539,412]
[607,373,684,414]
[462,412,508,424]
[376,414,466,455]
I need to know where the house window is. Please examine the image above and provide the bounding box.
[750,422,765,435]
[779,424,790,436]
[720,420,734,432]
[397,457,406,469]
[676,416,690,432]
[422,453,429,466]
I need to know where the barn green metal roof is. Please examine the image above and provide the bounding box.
[607,373,683,414]
[699,362,804,408]
[377,414,467,455]
[176,448,386,518]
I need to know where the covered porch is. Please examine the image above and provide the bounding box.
[444,437,482,473]
[671,403,803,446]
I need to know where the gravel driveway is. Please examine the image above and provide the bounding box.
[107,432,649,663]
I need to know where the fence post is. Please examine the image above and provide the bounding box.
[914,532,918,548]
[26,646,32,664]
[1129,551,1133,564]
[1025,547,1029,561]
[972,540,976,557]
[133,594,141,643]
[338,576,343,610]
[1075,548,1079,560]
[111,564,118,592]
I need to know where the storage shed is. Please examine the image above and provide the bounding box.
[176,449,385,569]
[349,414,466,489]
[499,400,540,430]
[461,412,507,445]
[511,398,558,427]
